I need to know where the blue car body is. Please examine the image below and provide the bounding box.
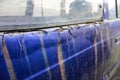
[0,0,120,80]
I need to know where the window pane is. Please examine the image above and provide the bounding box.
[117,0,120,17]
[0,0,103,29]
[108,0,116,19]
[0,0,27,16]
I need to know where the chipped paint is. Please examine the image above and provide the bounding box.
[58,31,66,80]
[39,32,52,80]
[2,35,17,80]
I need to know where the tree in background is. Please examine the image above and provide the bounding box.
[60,0,66,16]
[25,0,34,16]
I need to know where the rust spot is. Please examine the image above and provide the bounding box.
[58,31,66,80]
[2,35,17,80]
[39,32,52,80]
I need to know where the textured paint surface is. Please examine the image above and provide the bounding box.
[1,1,120,80]
[0,20,120,80]
[0,23,112,80]
[39,32,52,80]
[58,32,66,80]
[2,35,16,80]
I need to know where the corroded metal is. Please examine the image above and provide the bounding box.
[1,1,120,79]
[39,32,52,80]
[57,31,66,80]
[2,35,17,80]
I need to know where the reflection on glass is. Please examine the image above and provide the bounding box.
[69,0,92,19]
[0,0,102,26]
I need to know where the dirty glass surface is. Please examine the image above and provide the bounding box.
[0,0,103,30]
[108,0,116,19]
[117,0,120,17]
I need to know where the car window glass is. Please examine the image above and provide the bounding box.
[0,0,103,30]
[108,0,116,19]
[117,0,120,17]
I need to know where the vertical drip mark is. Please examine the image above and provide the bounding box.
[71,31,76,55]
[106,24,110,50]
[39,32,52,80]
[58,31,66,80]
[100,25,104,61]
[65,29,74,78]
[17,36,23,61]
[70,28,79,70]
[83,27,86,38]
[106,24,110,79]
[100,24,104,76]
[22,34,32,76]
[64,31,71,56]
[70,29,76,52]
[94,28,98,80]
[2,35,17,80]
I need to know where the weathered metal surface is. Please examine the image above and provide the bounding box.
[2,35,17,80]
[1,0,120,80]
[1,20,120,80]
[0,23,111,80]
[39,32,52,80]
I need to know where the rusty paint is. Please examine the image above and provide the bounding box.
[94,27,98,80]
[58,31,66,80]
[39,32,52,80]
[22,34,32,75]
[2,35,17,80]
